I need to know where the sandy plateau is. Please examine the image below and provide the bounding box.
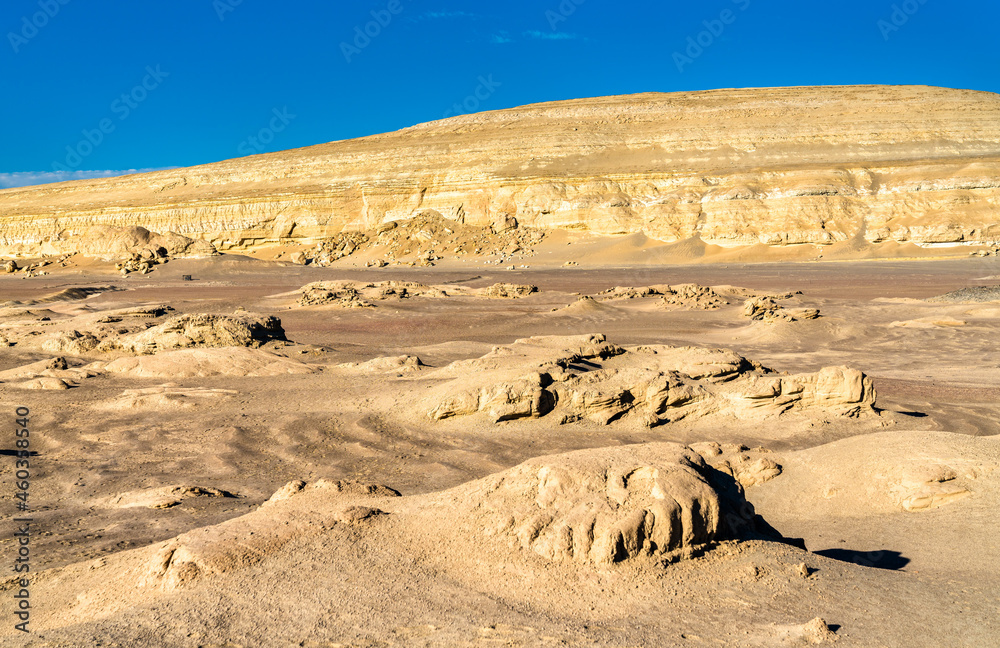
[1,87,999,647]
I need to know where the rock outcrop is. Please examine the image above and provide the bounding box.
[97,313,286,354]
[743,296,821,322]
[598,283,729,309]
[483,283,538,299]
[294,279,541,307]
[480,444,727,565]
[9,309,288,356]
[297,280,448,307]
[425,334,877,425]
[300,211,546,267]
[2,86,999,255]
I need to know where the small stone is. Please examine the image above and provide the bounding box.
[802,617,838,643]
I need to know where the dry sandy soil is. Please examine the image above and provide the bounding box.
[0,248,998,648]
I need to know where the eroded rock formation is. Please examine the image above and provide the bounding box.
[482,444,726,565]
[5,307,287,356]
[425,334,877,425]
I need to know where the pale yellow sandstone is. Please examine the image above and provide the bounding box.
[1,85,998,255]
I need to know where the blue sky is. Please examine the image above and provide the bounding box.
[2,0,998,188]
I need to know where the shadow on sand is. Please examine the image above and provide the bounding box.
[813,548,911,570]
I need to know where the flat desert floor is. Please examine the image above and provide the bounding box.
[1,254,999,647]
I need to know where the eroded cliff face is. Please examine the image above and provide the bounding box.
[2,85,999,254]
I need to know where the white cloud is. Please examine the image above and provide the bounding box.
[523,30,581,40]
[419,11,478,20]
[491,31,513,44]
[0,168,178,190]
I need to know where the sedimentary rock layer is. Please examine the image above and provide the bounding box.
[2,85,999,253]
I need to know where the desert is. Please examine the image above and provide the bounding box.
[1,84,999,647]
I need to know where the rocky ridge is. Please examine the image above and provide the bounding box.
[1,86,999,256]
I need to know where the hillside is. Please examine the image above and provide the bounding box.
[2,85,999,256]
